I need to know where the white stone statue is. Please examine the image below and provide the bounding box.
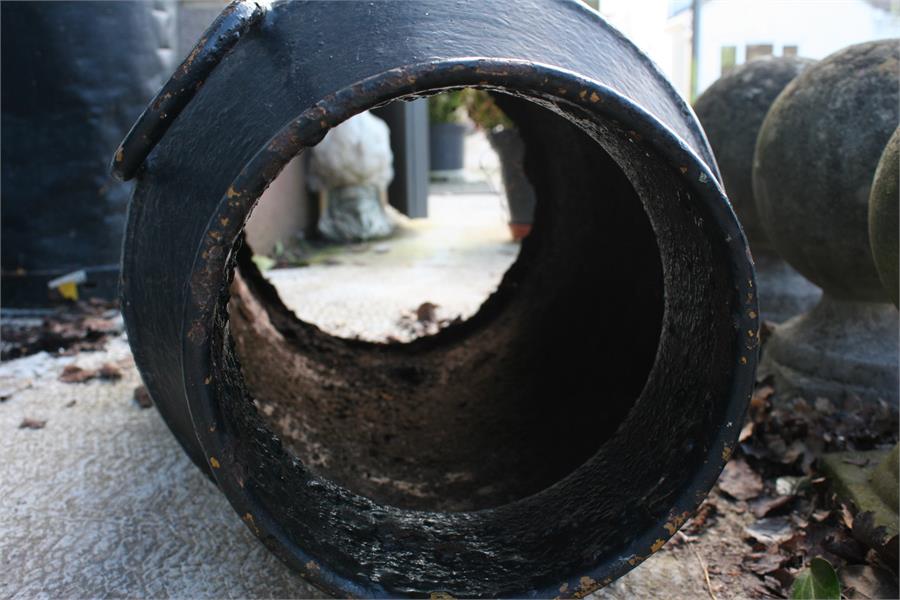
[308,111,395,242]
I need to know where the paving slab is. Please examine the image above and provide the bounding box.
[0,334,734,598]
[0,339,323,599]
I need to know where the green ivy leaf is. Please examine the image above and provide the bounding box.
[792,557,841,600]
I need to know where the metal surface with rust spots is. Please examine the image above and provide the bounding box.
[117,0,757,597]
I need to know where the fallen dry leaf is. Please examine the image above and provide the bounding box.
[851,511,899,563]
[811,509,832,522]
[415,302,439,324]
[840,564,899,599]
[134,385,153,409]
[1,299,120,361]
[750,495,794,518]
[98,362,122,381]
[739,420,755,442]
[718,458,764,501]
[19,417,46,430]
[824,526,868,563]
[744,516,795,546]
[742,551,786,575]
[683,498,719,534]
[59,364,98,383]
[59,362,122,383]
[841,504,855,529]
[750,384,775,411]
[775,475,808,496]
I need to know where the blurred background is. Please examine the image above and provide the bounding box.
[598,0,900,100]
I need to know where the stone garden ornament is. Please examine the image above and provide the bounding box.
[694,56,821,323]
[869,126,899,307]
[753,40,900,405]
[308,111,395,242]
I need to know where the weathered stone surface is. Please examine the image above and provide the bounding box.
[309,111,395,242]
[761,295,899,403]
[750,254,821,324]
[754,41,898,301]
[753,40,900,404]
[696,56,813,253]
[820,446,899,561]
[694,56,821,323]
[869,127,900,306]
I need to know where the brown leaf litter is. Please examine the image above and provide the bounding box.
[19,417,47,430]
[59,362,123,384]
[1,298,121,360]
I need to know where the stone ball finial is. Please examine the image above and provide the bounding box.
[695,56,814,253]
[694,56,820,323]
[753,40,899,405]
[869,127,899,307]
[753,40,899,302]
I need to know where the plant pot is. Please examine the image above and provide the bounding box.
[488,127,537,239]
[429,122,466,178]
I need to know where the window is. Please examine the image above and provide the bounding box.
[746,44,774,61]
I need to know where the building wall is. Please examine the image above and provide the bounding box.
[695,0,900,94]
[600,0,900,101]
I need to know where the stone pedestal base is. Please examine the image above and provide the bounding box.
[820,446,899,562]
[754,252,822,323]
[761,295,899,404]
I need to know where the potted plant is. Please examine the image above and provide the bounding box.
[428,91,467,180]
[464,89,536,240]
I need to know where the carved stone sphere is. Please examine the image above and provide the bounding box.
[695,56,814,252]
[753,40,899,301]
[869,127,900,306]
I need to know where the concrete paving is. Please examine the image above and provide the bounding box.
[266,192,519,342]
[0,335,715,598]
[0,339,324,599]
